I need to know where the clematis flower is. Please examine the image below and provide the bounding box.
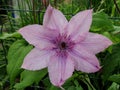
[19,5,112,87]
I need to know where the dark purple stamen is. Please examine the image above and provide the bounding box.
[60,42,67,50]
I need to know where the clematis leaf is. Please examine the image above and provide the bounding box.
[49,85,61,90]
[102,43,120,81]
[108,74,120,84]
[91,12,114,32]
[67,86,77,90]
[7,40,33,86]
[42,77,51,88]
[14,69,47,90]
[112,26,120,42]
[67,86,83,90]
[73,80,83,90]
[0,32,21,40]
[107,82,120,90]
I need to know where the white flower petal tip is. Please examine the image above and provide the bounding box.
[48,4,53,8]
[88,65,102,73]
[53,80,65,87]
[48,55,74,87]
[83,9,93,14]
[106,38,113,46]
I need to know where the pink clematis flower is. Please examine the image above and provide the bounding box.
[19,5,112,87]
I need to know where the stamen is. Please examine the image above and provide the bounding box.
[60,42,67,50]
[61,42,66,48]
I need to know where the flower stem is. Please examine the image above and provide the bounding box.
[113,0,120,14]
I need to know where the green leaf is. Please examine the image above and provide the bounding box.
[74,80,83,90]
[7,40,33,85]
[14,69,47,90]
[42,77,51,88]
[102,43,120,81]
[112,26,120,42]
[67,85,83,90]
[107,82,120,90]
[76,86,83,90]
[49,85,61,90]
[67,86,76,90]
[91,12,114,32]
[108,74,120,84]
[0,32,21,40]
[113,26,120,34]
[81,76,96,90]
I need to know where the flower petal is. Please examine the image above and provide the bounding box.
[73,56,100,73]
[80,32,112,54]
[69,45,101,73]
[48,55,74,86]
[18,24,56,49]
[21,48,52,70]
[43,5,68,33]
[67,10,92,40]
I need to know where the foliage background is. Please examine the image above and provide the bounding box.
[0,0,120,90]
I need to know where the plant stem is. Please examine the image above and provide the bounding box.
[0,24,3,34]
[81,75,96,90]
[0,40,7,64]
[89,0,92,9]
[32,0,36,24]
[0,23,7,64]
[96,0,105,11]
[18,0,24,26]
[113,0,120,14]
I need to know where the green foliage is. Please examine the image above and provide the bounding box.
[67,85,83,90]
[49,85,61,90]
[108,74,120,84]
[14,69,47,90]
[113,26,120,39]
[102,43,120,81]
[7,40,33,86]
[107,82,120,90]
[0,32,21,40]
[91,11,114,32]
[68,80,83,90]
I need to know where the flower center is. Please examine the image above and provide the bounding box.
[60,42,67,50]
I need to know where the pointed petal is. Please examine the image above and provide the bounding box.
[69,45,101,73]
[18,24,56,49]
[74,57,100,73]
[67,10,92,40]
[48,55,74,86]
[62,56,74,82]
[80,32,112,54]
[43,5,68,33]
[21,48,52,70]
